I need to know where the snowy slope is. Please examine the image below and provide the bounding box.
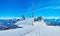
[23,20,46,36]
[23,20,60,36]
[0,25,37,36]
[15,18,34,25]
[0,19,60,36]
[37,20,60,36]
[0,18,39,36]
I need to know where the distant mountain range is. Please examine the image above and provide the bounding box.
[44,19,60,26]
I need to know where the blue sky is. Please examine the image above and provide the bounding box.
[0,0,60,18]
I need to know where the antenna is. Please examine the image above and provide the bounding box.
[21,10,25,20]
[22,10,23,18]
[32,1,34,18]
[32,0,34,25]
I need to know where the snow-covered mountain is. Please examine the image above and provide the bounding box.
[0,18,60,36]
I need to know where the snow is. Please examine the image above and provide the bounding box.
[15,18,34,25]
[0,18,38,36]
[23,20,60,36]
[0,19,60,36]
[0,25,36,36]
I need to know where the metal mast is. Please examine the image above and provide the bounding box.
[21,10,25,20]
[32,0,34,25]
[22,10,23,18]
[32,0,34,18]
